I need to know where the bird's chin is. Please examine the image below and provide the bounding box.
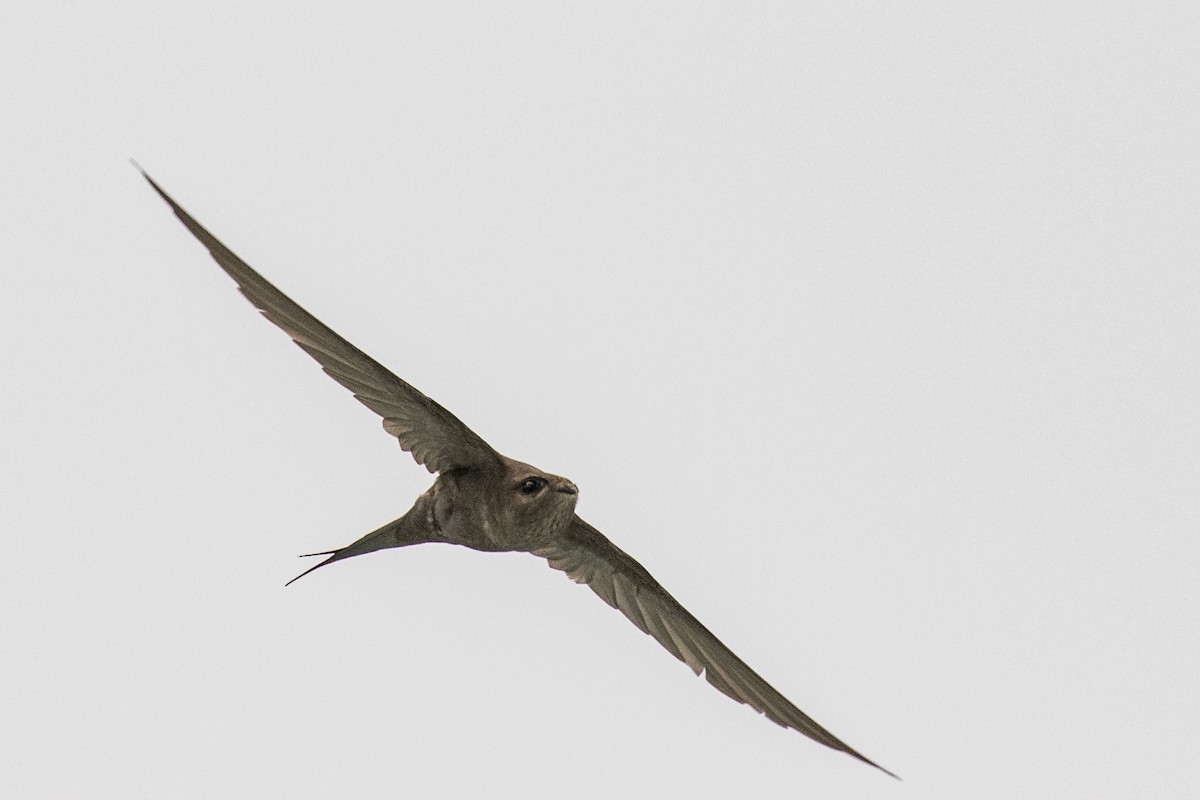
[543,495,578,533]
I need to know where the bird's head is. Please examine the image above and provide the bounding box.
[501,460,579,539]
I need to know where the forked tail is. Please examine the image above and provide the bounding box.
[286,510,431,585]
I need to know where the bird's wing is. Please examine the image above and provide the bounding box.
[533,515,895,778]
[138,168,502,475]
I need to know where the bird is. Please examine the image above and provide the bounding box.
[136,165,896,779]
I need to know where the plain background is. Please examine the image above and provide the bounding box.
[2,3,1197,798]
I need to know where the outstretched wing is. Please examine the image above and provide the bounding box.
[138,167,501,475]
[534,515,896,778]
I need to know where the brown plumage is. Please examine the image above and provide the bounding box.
[138,166,896,778]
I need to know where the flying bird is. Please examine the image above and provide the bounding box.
[137,166,895,778]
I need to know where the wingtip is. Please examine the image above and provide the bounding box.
[130,159,159,190]
[858,754,901,780]
[131,160,169,198]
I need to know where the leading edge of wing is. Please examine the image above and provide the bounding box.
[535,515,898,779]
[135,163,501,475]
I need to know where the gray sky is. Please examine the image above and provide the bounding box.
[2,3,1197,798]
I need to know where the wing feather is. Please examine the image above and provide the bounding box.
[535,515,896,778]
[139,168,501,475]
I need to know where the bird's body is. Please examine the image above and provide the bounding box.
[300,456,581,580]
[138,166,895,778]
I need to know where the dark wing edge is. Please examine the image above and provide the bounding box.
[135,164,501,475]
[534,515,898,779]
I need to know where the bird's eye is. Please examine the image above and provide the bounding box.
[519,477,546,495]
